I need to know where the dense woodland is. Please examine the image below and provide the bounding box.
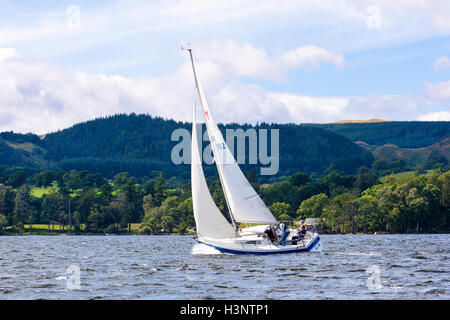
[312,121,450,148]
[0,166,448,235]
[0,115,448,235]
[1,115,448,182]
[38,114,373,179]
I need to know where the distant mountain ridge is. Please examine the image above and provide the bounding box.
[357,137,450,167]
[332,119,390,124]
[310,121,450,148]
[0,115,448,179]
[0,114,373,179]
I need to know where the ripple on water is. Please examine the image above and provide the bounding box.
[334,251,381,257]
[415,269,447,273]
[0,234,449,300]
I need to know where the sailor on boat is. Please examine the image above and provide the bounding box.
[264,225,278,243]
[275,222,290,246]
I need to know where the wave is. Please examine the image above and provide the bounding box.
[191,243,223,255]
[334,251,381,257]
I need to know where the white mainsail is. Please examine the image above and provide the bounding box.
[191,102,237,239]
[188,49,277,225]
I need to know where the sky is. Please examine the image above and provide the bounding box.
[0,0,449,134]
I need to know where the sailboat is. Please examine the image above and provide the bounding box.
[187,48,322,254]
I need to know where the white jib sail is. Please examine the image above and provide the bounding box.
[188,50,277,225]
[191,102,237,239]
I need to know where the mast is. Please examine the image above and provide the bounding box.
[187,48,238,231]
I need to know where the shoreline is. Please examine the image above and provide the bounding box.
[1,231,448,236]
[0,231,194,236]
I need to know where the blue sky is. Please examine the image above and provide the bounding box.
[0,0,449,133]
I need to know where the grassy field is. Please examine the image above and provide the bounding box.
[23,224,142,231]
[379,170,432,183]
[30,186,58,198]
[30,183,89,198]
[24,224,71,231]
[5,224,83,234]
[130,223,141,232]
[5,223,193,235]
[12,223,141,233]
[379,170,417,183]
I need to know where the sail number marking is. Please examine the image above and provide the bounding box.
[216,142,227,150]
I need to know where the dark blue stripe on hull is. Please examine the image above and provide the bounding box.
[197,236,320,255]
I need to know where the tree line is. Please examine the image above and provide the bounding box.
[0,167,448,235]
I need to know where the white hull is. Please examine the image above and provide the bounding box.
[197,232,322,255]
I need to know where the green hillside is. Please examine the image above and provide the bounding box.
[313,121,450,148]
[356,137,449,168]
[0,114,374,179]
[1,116,449,181]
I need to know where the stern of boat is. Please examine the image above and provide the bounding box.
[307,234,322,252]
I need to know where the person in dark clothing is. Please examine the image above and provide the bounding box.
[292,223,308,245]
[299,224,307,238]
[264,225,278,243]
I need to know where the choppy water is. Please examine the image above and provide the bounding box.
[0,234,448,299]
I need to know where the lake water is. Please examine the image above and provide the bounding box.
[0,234,448,300]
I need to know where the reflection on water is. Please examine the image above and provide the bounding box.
[0,234,448,299]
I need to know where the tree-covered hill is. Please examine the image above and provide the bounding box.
[0,133,46,168]
[39,114,374,178]
[313,121,450,148]
[1,115,448,180]
[357,137,450,165]
[0,113,374,179]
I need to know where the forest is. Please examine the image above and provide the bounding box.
[0,115,448,235]
[312,121,450,148]
[1,114,448,182]
[0,166,448,235]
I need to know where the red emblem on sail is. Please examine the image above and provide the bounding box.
[205,110,209,120]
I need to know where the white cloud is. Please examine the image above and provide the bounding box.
[0,47,18,62]
[341,94,431,121]
[0,55,173,134]
[434,56,450,71]
[345,0,450,34]
[195,39,282,81]
[192,40,345,82]
[1,1,450,136]
[424,80,450,100]
[1,0,449,68]
[270,93,348,123]
[281,46,345,71]
[0,44,449,135]
[212,84,290,124]
[417,111,450,121]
